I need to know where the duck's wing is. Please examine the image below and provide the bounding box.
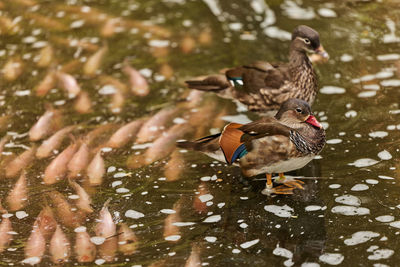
[219,119,291,165]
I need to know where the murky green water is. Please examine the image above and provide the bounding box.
[0,0,400,266]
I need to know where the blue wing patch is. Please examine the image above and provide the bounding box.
[230,143,248,163]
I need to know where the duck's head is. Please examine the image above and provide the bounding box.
[275,98,322,129]
[291,25,329,59]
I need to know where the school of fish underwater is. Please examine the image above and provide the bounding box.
[0,0,399,266]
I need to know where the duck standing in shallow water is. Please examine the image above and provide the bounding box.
[186,25,328,115]
[177,98,326,195]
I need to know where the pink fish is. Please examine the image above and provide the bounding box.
[29,108,62,141]
[6,145,36,178]
[185,245,202,267]
[87,151,105,186]
[6,171,28,211]
[36,205,57,240]
[122,63,149,96]
[136,107,178,144]
[56,72,81,98]
[193,183,209,214]
[143,123,191,165]
[107,119,144,148]
[37,45,54,68]
[49,224,71,264]
[43,143,78,184]
[180,35,196,54]
[69,179,93,213]
[67,141,90,178]
[74,228,96,262]
[36,125,75,159]
[0,216,12,253]
[83,45,108,76]
[2,57,23,81]
[35,71,57,97]
[0,135,10,157]
[118,223,138,255]
[164,150,185,181]
[24,221,46,264]
[48,191,83,228]
[110,88,125,114]
[163,200,182,241]
[74,91,92,114]
[95,199,117,262]
[95,199,115,238]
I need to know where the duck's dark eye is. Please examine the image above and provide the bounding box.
[295,108,302,113]
[303,38,310,44]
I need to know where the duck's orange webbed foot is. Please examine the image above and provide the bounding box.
[261,173,304,195]
[276,173,305,189]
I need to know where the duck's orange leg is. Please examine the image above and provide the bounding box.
[276,173,305,189]
[261,173,296,195]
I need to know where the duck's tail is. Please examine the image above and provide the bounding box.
[185,75,230,92]
[176,133,221,153]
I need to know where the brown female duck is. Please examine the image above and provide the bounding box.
[177,98,326,195]
[186,25,328,114]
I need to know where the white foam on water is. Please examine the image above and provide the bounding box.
[331,206,370,216]
[344,231,380,246]
[358,91,376,98]
[125,210,145,219]
[348,158,378,168]
[273,246,293,259]
[318,8,337,17]
[199,194,213,203]
[377,54,400,61]
[368,249,394,260]
[204,236,217,243]
[329,184,341,189]
[21,257,41,265]
[172,222,196,227]
[301,263,320,267]
[95,259,106,265]
[160,209,176,214]
[389,221,400,228]
[345,110,357,118]
[363,84,380,90]
[369,131,388,138]
[377,150,392,160]
[165,235,181,241]
[326,139,342,144]
[375,215,394,223]
[221,114,252,124]
[264,205,294,218]
[335,195,361,206]
[340,54,353,62]
[90,236,105,245]
[203,215,221,223]
[366,179,379,185]
[351,184,369,191]
[240,239,259,249]
[378,175,394,180]
[282,0,315,20]
[381,79,400,87]
[320,86,346,94]
[305,205,322,212]
[319,253,344,265]
[264,26,291,41]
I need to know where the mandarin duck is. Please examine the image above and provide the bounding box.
[186,25,328,115]
[177,98,326,195]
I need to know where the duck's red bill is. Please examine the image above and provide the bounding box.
[306,115,322,129]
